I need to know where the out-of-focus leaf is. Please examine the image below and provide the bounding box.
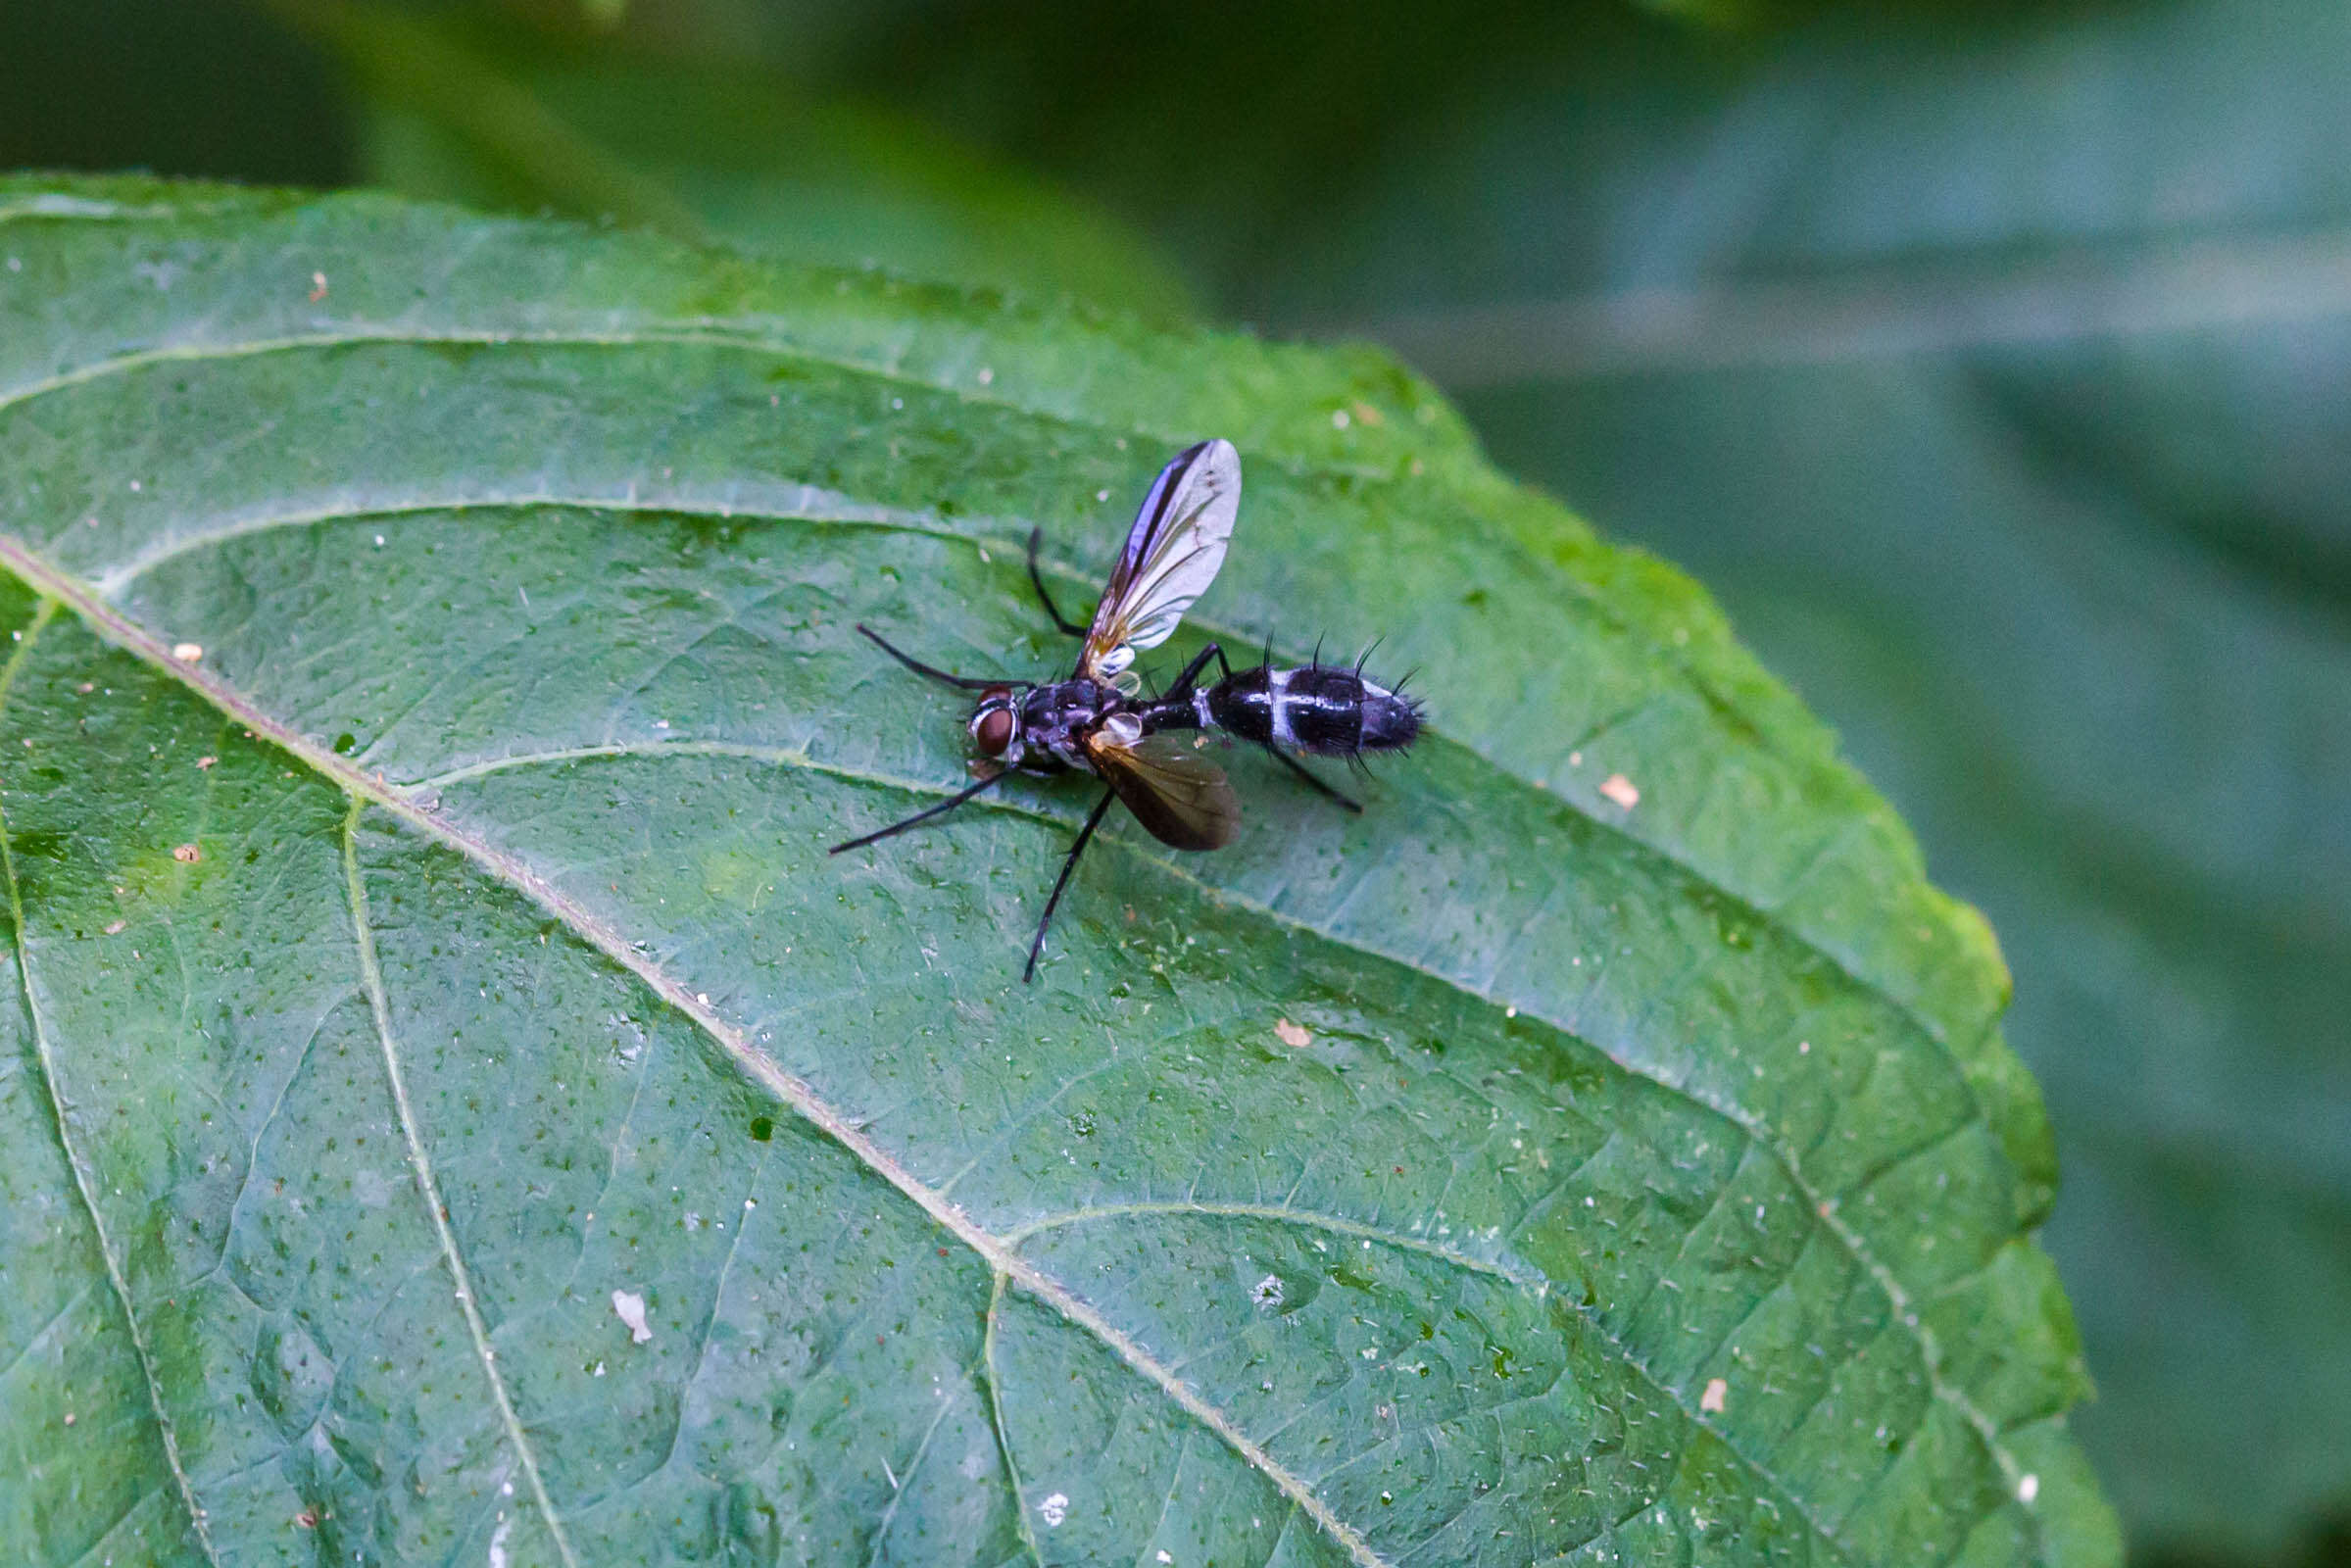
[1072,0,2345,1558]
[285,0,1193,314]
[0,175,2112,1565]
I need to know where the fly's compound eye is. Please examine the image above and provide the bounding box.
[973,705,1017,758]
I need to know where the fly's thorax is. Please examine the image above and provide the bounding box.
[1023,678,1123,771]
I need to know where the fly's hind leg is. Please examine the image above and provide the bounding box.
[1263,746,1362,814]
[1189,639,1360,813]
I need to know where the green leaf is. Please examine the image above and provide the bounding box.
[280,0,1196,316]
[1137,1,2350,1555]
[0,175,2111,1566]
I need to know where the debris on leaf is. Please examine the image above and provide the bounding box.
[1038,1492,1069,1528]
[171,843,200,863]
[171,642,203,662]
[1701,1377,1729,1413]
[1599,773,1641,809]
[1274,1018,1312,1050]
[611,1289,654,1345]
[308,270,327,302]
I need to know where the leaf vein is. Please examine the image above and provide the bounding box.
[0,528,2029,1559]
[337,798,583,1568]
[65,479,1992,1121]
[2,535,1390,1567]
[0,600,224,1568]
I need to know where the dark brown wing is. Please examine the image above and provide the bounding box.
[1087,728,1240,852]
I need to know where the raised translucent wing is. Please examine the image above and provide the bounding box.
[1077,438,1241,693]
[1086,720,1240,852]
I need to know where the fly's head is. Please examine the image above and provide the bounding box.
[968,684,1025,768]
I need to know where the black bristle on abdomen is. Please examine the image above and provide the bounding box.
[1197,661,1421,759]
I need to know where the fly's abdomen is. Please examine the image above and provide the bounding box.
[1207,663,1421,756]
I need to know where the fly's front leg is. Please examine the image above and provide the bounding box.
[1026,527,1088,637]
[856,624,1013,691]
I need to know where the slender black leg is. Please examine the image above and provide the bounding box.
[1163,641,1224,698]
[1262,745,1362,813]
[1026,527,1088,636]
[1024,787,1117,982]
[857,623,1010,692]
[830,769,1011,854]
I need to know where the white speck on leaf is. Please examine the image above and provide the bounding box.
[1599,772,1641,809]
[1038,1492,1070,1528]
[308,270,328,302]
[487,1517,511,1568]
[1701,1377,1729,1413]
[2019,1474,2039,1503]
[612,1290,654,1344]
[171,643,202,662]
[1273,1018,1311,1050]
[1250,1274,1284,1307]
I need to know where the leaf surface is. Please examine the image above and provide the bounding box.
[0,176,2109,1567]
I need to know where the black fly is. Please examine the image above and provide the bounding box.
[833,439,1422,979]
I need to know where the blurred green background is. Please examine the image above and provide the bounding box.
[5,2,2345,1563]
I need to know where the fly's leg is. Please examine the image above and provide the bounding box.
[1024,787,1116,981]
[1027,527,1088,637]
[830,768,1010,854]
[1163,641,1226,698]
[855,623,1016,692]
[1221,641,1362,813]
[1262,745,1362,813]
